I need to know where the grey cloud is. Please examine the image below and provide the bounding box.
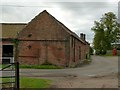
[52,2,117,43]
[1,2,118,44]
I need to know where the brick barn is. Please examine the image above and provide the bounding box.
[1,10,90,67]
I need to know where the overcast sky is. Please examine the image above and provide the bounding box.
[0,0,119,45]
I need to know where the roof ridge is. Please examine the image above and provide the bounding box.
[44,10,86,44]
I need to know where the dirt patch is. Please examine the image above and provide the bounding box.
[20,56,118,88]
[45,73,118,88]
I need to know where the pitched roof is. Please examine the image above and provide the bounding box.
[39,10,87,44]
[50,11,90,44]
[57,19,87,44]
[1,23,27,38]
[1,10,89,45]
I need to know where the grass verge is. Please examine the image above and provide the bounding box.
[99,53,119,57]
[20,65,63,69]
[2,77,52,88]
[20,77,51,88]
[0,64,2,68]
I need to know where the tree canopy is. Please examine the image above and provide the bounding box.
[91,12,120,54]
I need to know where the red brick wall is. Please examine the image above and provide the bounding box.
[18,11,69,41]
[17,11,90,67]
[18,41,68,66]
[18,11,71,66]
[69,36,87,67]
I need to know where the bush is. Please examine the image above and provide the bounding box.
[101,49,107,55]
[117,47,120,50]
[89,47,94,55]
[95,49,100,55]
[95,49,107,55]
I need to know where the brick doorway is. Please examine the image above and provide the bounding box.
[2,45,14,64]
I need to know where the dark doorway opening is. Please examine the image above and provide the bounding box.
[2,45,14,64]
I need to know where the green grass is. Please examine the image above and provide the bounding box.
[2,77,52,88]
[2,78,14,88]
[0,64,15,70]
[0,64,8,70]
[0,64,63,69]
[0,64,6,68]
[20,65,63,69]
[117,50,120,55]
[100,53,113,56]
[20,77,51,88]
[0,64,2,68]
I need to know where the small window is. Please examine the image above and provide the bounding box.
[2,45,13,57]
[2,45,14,64]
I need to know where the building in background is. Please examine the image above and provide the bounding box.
[1,23,26,64]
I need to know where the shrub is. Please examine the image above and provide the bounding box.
[89,47,94,55]
[95,49,107,55]
[101,49,107,55]
[95,49,100,55]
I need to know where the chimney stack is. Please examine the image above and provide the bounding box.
[80,33,86,41]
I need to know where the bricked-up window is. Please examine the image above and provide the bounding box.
[79,46,81,59]
[28,33,32,37]
[27,45,32,49]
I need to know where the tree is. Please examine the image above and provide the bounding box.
[92,12,120,54]
[92,21,107,55]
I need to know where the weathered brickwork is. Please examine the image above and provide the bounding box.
[18,41,67,66]
[17,10,90,67]
[1,10,90,67]
[68,36,89,67]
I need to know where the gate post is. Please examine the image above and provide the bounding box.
[13,39,20,89]
[15,62,19,89]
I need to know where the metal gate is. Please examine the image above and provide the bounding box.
[0,62,19,89]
